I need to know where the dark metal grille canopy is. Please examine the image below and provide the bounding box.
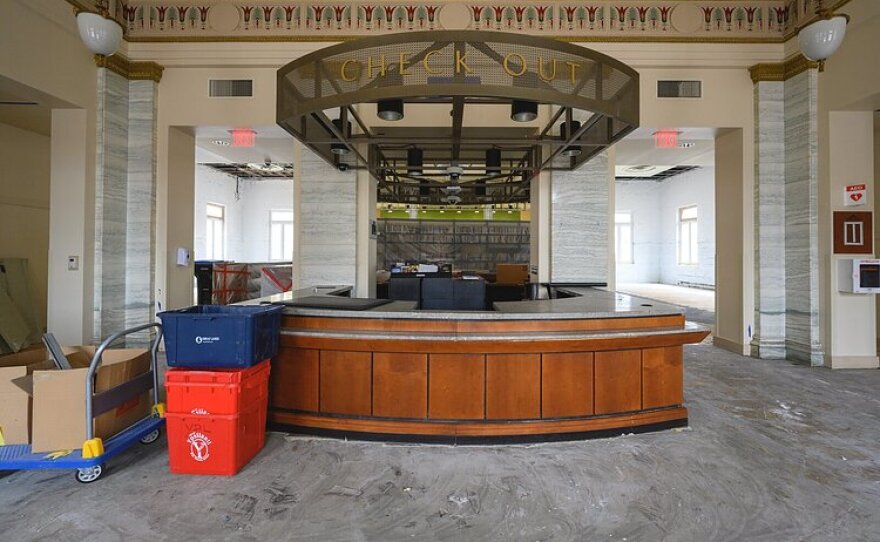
[277,31,639,205]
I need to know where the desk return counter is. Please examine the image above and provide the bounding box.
[265,287,709,443]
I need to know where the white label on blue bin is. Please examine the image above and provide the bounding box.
[195,336,220,345]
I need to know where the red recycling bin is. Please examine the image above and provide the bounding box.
[165,360,270,416]
[165,360,270,476]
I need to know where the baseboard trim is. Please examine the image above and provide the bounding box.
[713,336,749,356]
[826,355,879,370]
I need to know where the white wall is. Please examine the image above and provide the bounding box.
[659,167,716,287]
[239,178,294,262]
[0,122,50,326]
[193,164,244,261]
[193,158,293,263]
[615,180,662,284]
[615,167,715,288]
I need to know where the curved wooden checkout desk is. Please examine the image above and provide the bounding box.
[267,287,710,443]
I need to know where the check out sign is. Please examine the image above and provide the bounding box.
[845,184,867,207]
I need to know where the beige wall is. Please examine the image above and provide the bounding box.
[635,67,756,353]
[156,67,279,310]
[1,0,98,343]
[817,0,880,368]
[0,122,50,326]
[827,112,876,367]
[875,114,880,347]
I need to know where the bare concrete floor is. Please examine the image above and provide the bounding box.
[2,345,879,541]
[617,283,715,313]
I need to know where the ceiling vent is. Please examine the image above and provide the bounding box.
[657,80,702,99]
[208,79,253,98]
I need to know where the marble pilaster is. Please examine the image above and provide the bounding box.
[93,69,159,344]
[93,69,130,342]
[550,151,610,284]
[295,147,358,288]
[125,80,158,333]
[751,81,787,359]
[784,69,823,365]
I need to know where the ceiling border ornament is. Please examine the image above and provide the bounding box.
[748,52,820,83]
[65,0,855,44]
[118,1,791,44]
[94,54,165,82]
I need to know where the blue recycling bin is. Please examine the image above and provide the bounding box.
[158,304,283,368]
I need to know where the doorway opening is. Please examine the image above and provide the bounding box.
[614,128,716,327]
[192,126,294,304]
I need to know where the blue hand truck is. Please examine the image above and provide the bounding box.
[0,323,166,483]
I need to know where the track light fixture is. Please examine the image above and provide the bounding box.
[510,100,538,122]
[330,118,350,155]
[560,121,582,157]
[407,147,423,177]
[485,147,501,175]
[377,99,404,121]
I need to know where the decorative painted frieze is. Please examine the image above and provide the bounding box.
[115,0,841,41]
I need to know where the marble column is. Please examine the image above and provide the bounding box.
[294,146,358,289]
[550,151,610,284]
[751,81,787,359]
[93,68,159,344]
[93,68,130,342]
[784,69,823,365]
[125,80,158,332]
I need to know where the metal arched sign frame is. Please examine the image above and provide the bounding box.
[277,30,639,204]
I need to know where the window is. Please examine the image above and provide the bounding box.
[678,205,698,265]
[615,211,633,264]
[270,209,294,261]
[205,203,225,260]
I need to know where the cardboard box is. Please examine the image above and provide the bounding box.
[0,346,153,452]
[0,348,53,445]
[495,264,529,285]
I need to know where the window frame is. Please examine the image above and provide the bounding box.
[677,204,698,266]
[614,210,634,265]
[269,208,294,261]
[205,202,226,260]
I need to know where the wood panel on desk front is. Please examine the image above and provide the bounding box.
[372,352,428,418]
[594,350,642,415]
[271,347,319,411]
[320,350,372,416]
[541,352,594,418]
[642,346,683,409]
[486,354,541,419]
[428,353,485,419]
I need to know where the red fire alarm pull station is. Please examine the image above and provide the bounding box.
[833,211,873,255]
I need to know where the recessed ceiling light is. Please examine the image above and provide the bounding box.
[626,165,657,173]
[211,139,230,146]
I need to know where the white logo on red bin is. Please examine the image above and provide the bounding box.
[191,408,210,415]
[187,432,212,462]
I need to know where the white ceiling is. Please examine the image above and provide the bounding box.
[193,123,717,174]
[613,127,716,170]
[195,125,295,164]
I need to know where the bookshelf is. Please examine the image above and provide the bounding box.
[378,219,530,272]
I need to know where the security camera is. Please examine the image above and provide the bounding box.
[337,163,349,172]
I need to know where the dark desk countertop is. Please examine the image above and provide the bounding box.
[254,285,686,321]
